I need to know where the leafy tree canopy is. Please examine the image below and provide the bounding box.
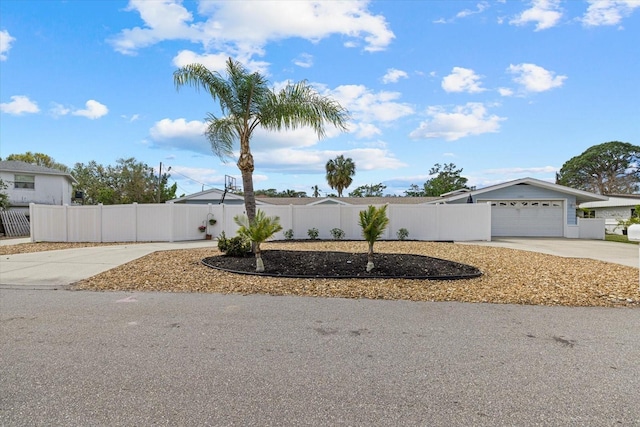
[556,141,640,194]
[174,58,348,226]
[0,179,9,210]
[405,163,469,197]
[72,158,176,205]
[326,155,356,197]
[4,152,70,172]
[349,183,387,197]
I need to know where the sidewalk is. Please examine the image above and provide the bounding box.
[0,240,217,289]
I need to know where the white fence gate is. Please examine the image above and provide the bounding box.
[29,202,492,243]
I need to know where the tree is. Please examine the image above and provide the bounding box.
[349,183,386,197]
[311,185,321,197]
[0,179,9,210]
[234,210,283,272]
[423,163,468,197]
[404,184,425,197]
[556,141,640,194]
[5,152,70,172]
[174,58,349,225]
[325,155,356,197]
[72,158,176,205]
[359,205,390,272]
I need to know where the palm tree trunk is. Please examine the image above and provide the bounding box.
[366,242,375,272]
[255,245,264,272]
[237,151,256,223]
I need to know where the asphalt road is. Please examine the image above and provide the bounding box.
[1,289,639,426]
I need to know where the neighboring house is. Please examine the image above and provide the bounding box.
[169,188,246,205]
[0,160,77,214]
[428,177,607,238]
[579,194,640,235]
[170,189,437,206]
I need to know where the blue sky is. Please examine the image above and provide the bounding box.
[1,0,639,197]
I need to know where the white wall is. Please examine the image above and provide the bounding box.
[1,172,73,207]
[30,202,493,243]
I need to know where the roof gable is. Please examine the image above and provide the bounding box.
[434,177,608,204]
[0,160,77,184]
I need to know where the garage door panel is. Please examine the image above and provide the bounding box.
[485,200,564,237]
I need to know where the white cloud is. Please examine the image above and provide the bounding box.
[456,1,490,19]
[510,0,563,31]
[110,0,394,60]
[441,67,486,93]
[71,100,108,119]
[409,102,506,141]
[330,84,414,123]
[293,53,313,68]
[0,95,40,115]
[508,63,567,93]
[149,118,210,154]
[352,123,382,139]
[255,146,406,173]
[382,68,408,84]
[581,0,640,27]
[0,29,16,61]
[168,165,226,187]
[172,50,270,75]
[498,87,514,97]
[49,102,71,118]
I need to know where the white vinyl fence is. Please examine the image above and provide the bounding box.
[29,202,492,243]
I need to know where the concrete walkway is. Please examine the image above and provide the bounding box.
[0,240,217,288]
[0,237,637,289]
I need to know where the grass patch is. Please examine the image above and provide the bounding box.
[605,234,639,244]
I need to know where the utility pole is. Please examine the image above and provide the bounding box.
[157,162,162,203]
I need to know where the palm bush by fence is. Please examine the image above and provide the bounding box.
[28,202,492,243]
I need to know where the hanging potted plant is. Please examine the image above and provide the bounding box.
[209,218,217,225]
[198,225,206,232]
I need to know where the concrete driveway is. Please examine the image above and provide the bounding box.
[461,237,639,268]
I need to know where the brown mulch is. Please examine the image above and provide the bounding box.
[202,250,481,279]
[3,240,638,307]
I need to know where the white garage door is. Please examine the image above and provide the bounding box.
[483,200,564,237]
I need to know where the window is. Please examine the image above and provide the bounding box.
[14,174,35,189]
[632,208,637,218]
[579,209,595,218]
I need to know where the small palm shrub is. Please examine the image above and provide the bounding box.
[307,228,319,240]
[397,228,409,241]
[359,205,390,272]
[235,209,283,272]
[330,228,345,240]
[284,229,294,240]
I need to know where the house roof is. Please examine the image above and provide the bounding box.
[0,160,77,184]
[256,196,439,205]
[169,187,247,203]
[430,177,608,204]
[580,196,640,209]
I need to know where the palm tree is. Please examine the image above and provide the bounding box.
[325,155,355,197]
[234,210,283,272]
[174,58,349,224]
[358,204,390,272]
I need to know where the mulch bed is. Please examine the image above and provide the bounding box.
[202,250,481,279]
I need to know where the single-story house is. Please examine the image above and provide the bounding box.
[428,177,608,238]
[170,177,607,238]
[579,194,640,235]
[0,160,77,214]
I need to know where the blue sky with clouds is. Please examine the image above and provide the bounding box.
[1,0,638,197]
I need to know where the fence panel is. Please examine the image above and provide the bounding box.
[67,205,101,242]
[29,202,492,242]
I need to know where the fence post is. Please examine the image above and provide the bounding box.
[29,203,35,242]
[63,204,69,242]
[98,203,103,243]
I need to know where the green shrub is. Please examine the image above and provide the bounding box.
[397,228,409,241]
[307,227,319,240]
[284,229,294,240]
[330,228,345,240]
[217,231,250,257]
